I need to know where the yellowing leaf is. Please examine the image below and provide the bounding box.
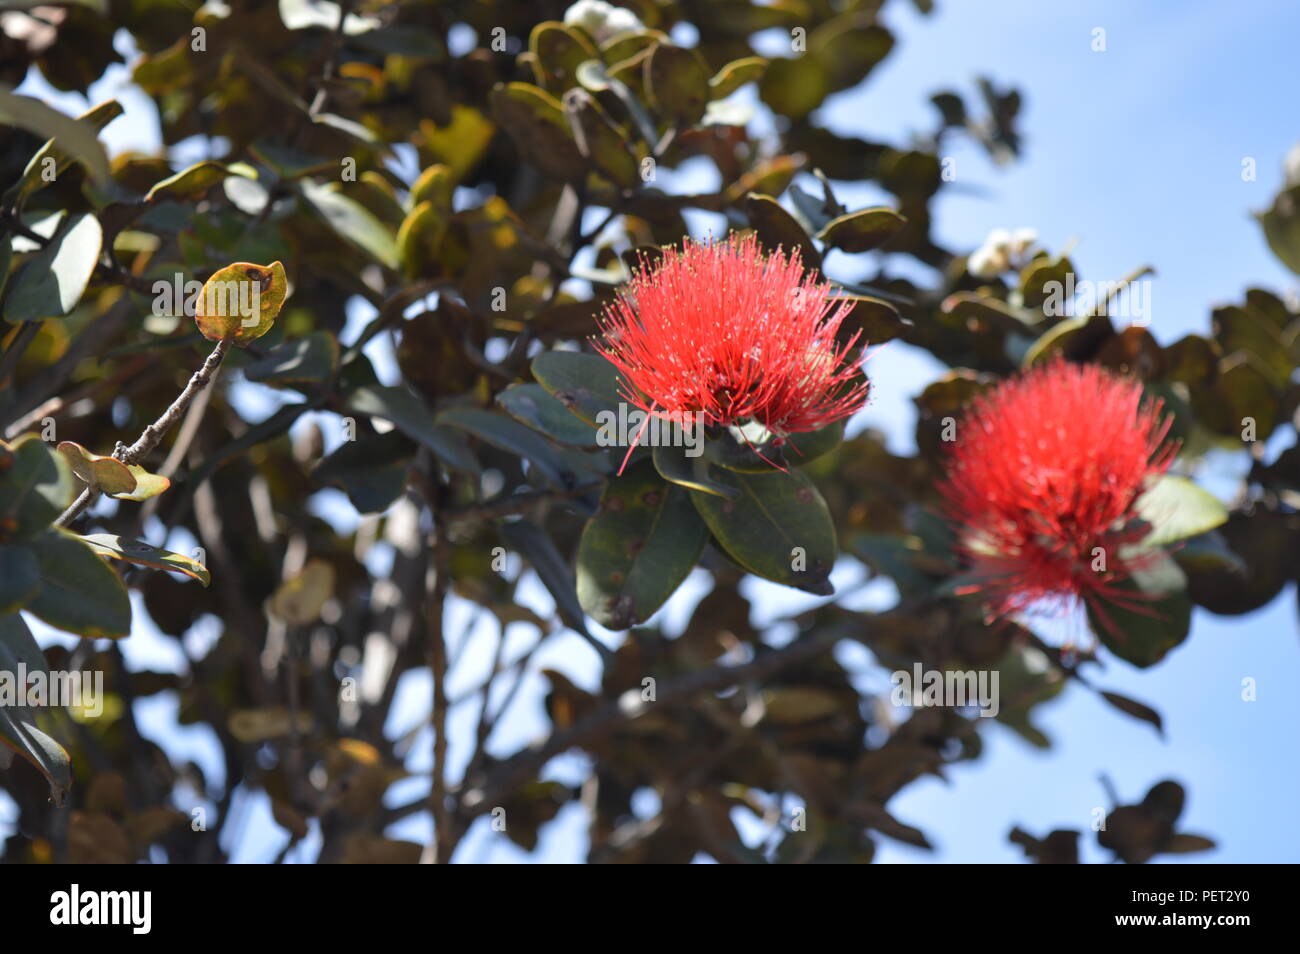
[194,261,288,345]
[79,533,210,585]
[228,707,313,743]
[144,160,230,203]
[269,558,335,624]
[57,441,135,496]
[336,738,381,766]
[116,466,171,501]
[56,442,170,500]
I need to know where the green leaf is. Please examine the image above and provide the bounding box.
[396,201,448,279]
[703,420,845,473]
[0,434,75,541]
[528,21,598,91]
[344,386,479,474]
[1098,690,1164,737]
[1133,475,1228,548]
[300,180,399,269]
[646,43,711,125]
[496,383,600,447]
[1088,552,1192,669]
[0,612,72,804]
[788,182,842,233]
[530,351,626,427]
[709,56,768,99]
[418,104,496,182]
[1178,511,1293,616]
[78,533,211,586]
[436,407,573,487]
[243,331,339,387]
[567,90,641,189]
[744,193,820,267]
[1021,314,1113,367]
[312,431,412,514]
[852,533,939,596]
[144,160,231,203]
[810,16,894,91]
[249,141,334,178]
[25,528,132,639]
[0,91,118,208]
[940,292,1038,336]
[488,83,586,183]
[409,164,455,210]
[350,24,446,57]
[224,174,271,216]
[1170,528,1247,577]
[0,545,40,613]
[690,468,837,594]
[653,444,739,499]
[840,295,910,344]
[3,212,102,322]
[1212,304,1293,390]
[312,112,381,146]
[1018,254,1074,310]
[1255,184,1300,276]
[576,459,708,629]
[816,207,907,254]
[758,56,831,121]
[1164,833,1217,855]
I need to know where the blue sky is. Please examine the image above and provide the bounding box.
[6,0,1298,863]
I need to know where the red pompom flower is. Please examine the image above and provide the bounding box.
[939,359,1176,625]
[594,235,869,455]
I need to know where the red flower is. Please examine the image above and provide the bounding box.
[594,235,869,447]
[939,359,1176,624]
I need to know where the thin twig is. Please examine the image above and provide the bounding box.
[54,338,231,527]
[443,480,605,523]
[423,521,453,863]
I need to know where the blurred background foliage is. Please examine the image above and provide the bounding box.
[0,0,1296,863]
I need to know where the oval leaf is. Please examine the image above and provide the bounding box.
[194,260,288,345]
[344,385,479,474]
[0,435,75,541]
[577,459,708,629]
[79,533,210,586]
[1088,552,1192,668]
[816,207,906,254]
[1133,475,1228,548]
[496,383,600,447]
[25,528,132,639]
[4,212,102,322]
[530,351,626,427]
[689,468,837,594]
[0,612,72,804]
[57,441,136,496]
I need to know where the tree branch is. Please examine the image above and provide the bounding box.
[54,338,231,527]
[457,629,843,825]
